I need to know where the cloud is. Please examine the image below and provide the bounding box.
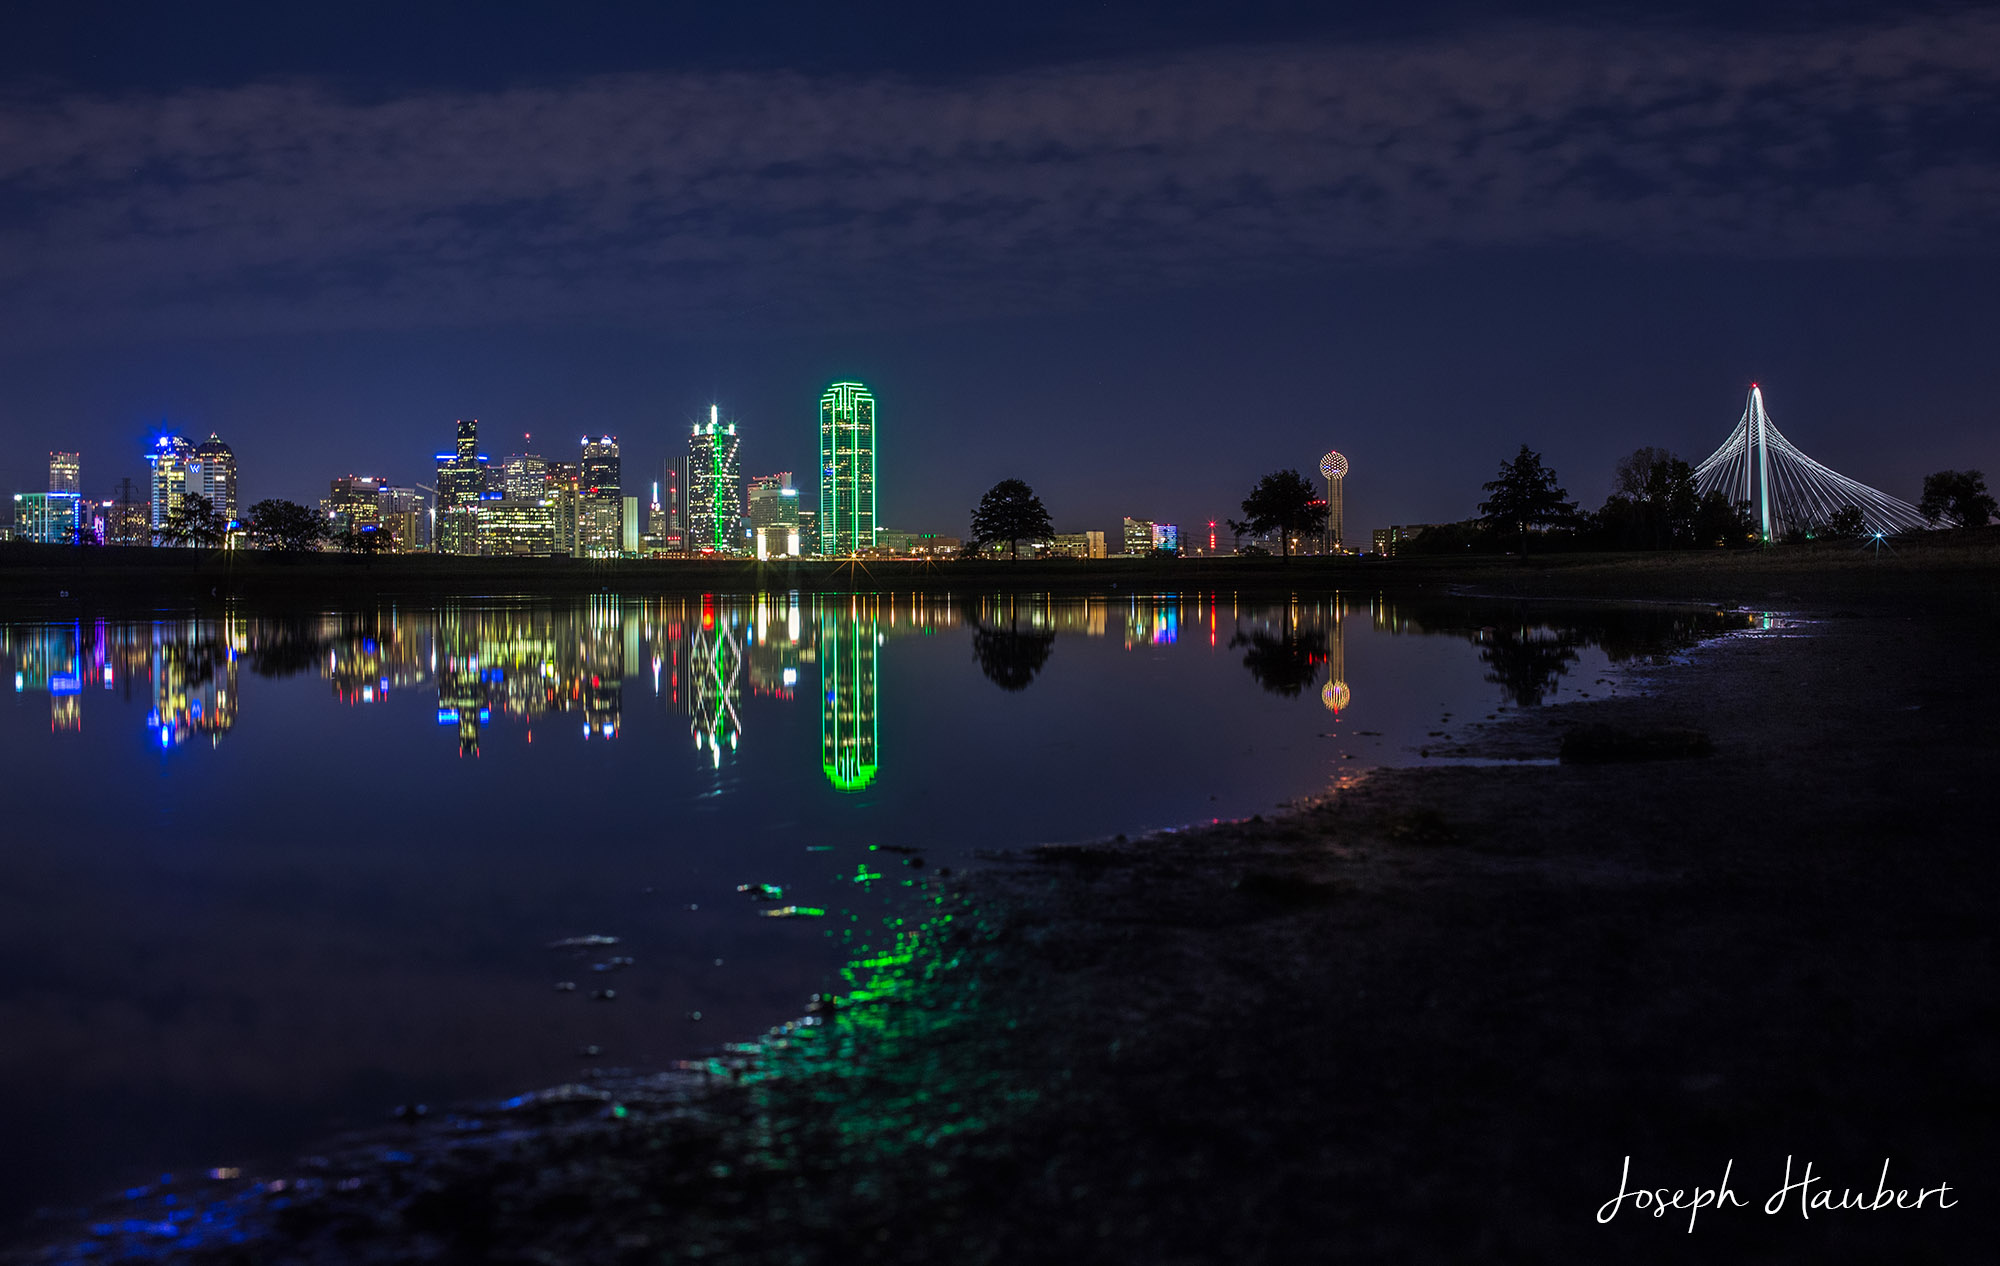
[3,12,1998,340]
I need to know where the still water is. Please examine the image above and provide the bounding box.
[0,591,1738,1224]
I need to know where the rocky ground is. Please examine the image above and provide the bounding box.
[9,557,1995,1264]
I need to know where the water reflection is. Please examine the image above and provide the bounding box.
[971,596,1057,692]
[0,591,1760,1227]
[0,595,1755,756]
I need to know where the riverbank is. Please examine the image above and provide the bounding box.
[2,531,1995,614]
[8,564,1994,1263]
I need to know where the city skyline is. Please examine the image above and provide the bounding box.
[4,5,1998,540]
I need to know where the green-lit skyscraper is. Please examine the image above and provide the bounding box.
[817,382,876,556]
[688,406,743,554]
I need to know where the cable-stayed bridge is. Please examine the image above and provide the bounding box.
[1693,385,1928,540]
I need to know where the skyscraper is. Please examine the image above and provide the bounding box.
[146,435,196,537]
[545,460,581,555]
[688,406,743,554]
[13,492,80,544]
[579,437,623,557]
[747,471,799,555]
[377,485,428,551]
[499,453,548,501]
[818,382,877,556]
[189,434,237,525]
[434,419,490,555]
[48,452,80,495]
[325,475,386,537]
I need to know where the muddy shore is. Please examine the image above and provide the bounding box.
[8,554,1995,1264]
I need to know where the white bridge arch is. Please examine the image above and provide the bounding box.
[1693,386,1927,540]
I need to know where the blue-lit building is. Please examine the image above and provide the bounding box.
[12,492,81,544]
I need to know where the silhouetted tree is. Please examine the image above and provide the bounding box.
[1478,445,1577,553]
[1919,469,1997,529]
[970,479,1054,560]
[246,499,330,554]
[1611,446,1676,498]
[1231,626,1320,697]
[972,622,1056,691]
[156,496,228,548]
[335,524,396,556]
[1229,469,1326,560]
[1690,492,1758,548]
[1826,504,1867,538]
[1593,451,1700,549]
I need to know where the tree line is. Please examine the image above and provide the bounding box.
[1461,445,1995,553]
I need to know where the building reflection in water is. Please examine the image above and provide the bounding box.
[820,597,880,792]
[1322,597,1350,715]
[0,594,1762,816]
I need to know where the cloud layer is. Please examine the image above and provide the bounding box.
[4,13,1998,339]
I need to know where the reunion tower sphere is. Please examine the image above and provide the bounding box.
[1320,451,1348,480]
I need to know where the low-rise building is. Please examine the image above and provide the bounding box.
[1047,531,1107,559]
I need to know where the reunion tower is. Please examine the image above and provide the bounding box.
[1319,450,1348,553]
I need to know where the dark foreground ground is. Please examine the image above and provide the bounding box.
[7,549,1996,1264]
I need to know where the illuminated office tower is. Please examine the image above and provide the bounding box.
[796,509,818,557]
[106,477,148,545]
[1122,517,1154,555]
[189,434,237,524]
[477,498,558,556]
[657,461,682,532]
[325,475,386,536]
[500,453,548,500]
[48,452,80,494]
[146,435,196,537]
[818,382,876,556]
[434,419,490,555]
[819,604,879,792]
[13,492,80,544]
[647,484,668,544]
[578,437,622,557]
[688,407,743,554]
[544,460,580,555]
[377,485,428,550]
[747,471,799,557]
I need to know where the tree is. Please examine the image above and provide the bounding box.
[1690,491,1758,548]
[1611,446,1675,498]
[1640,457,1700,548]
[1826,505,1867,538]
[969,479,1054,561]
[1478,445,1577,553]
[246,499,330,554]
[1919,469,1997,529]
[1228,469,1326,561]
[1592,450,1698,550]
[335,524,396,556]
[156,496,229,548]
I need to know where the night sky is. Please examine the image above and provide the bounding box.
[2,1,1996,540]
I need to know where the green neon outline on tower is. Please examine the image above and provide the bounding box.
[818,382,876,557]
